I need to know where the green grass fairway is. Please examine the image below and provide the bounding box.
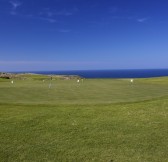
[0,76,168,161]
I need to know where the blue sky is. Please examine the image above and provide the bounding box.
[0,0,168,71]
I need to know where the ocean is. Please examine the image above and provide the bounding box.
[25,69,168,78]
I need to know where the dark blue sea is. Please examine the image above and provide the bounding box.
[23,69,168,78]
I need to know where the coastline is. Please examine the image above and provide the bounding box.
[4,69,168,79]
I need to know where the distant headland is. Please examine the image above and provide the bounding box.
[0,72,82,80]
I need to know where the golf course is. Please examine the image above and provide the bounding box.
[0,74,168,162]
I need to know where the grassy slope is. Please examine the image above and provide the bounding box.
[0,76,168,162]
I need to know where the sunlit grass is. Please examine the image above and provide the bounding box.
[0,76,168,161]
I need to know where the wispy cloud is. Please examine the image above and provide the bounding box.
[111,15,150,23]
[39,9,73,18]
[38,17,57,23]
[8,2,74,24]
[8,11,57,23]
[137,17,150,23]
[10,0,21,10]
[88,15,151,27]
[9,0,21,16]
[37,8,74,23]
[8,1,57,23]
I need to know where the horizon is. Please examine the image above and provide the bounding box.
[2,68,168,73]
[1,0,168,71]
[2,69,168,79]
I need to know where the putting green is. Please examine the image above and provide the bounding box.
[0,77,168,104]
[0,76,168,162]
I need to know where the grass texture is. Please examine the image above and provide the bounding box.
[0,76,168,161]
